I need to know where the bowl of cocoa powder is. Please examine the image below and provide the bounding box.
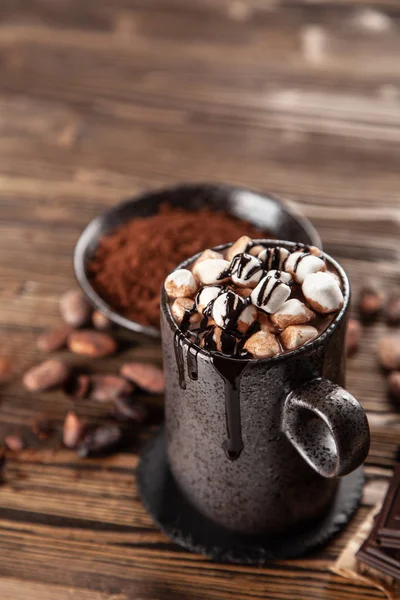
[74,183,321,338]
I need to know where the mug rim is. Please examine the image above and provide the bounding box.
[161,239,350,365]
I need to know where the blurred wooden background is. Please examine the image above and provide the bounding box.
[0,1,399,599]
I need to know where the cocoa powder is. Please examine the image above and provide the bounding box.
[88,204,268,328]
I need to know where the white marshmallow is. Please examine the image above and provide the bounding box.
[249,244,265,257]
[193,259,230,285]
[258,246,290,271]
[230,253,263,288]
[258,311,280,334]
[271,299,315,329]
[244,330,281,358]
[237,304,258,334]
[251,274,291,314]
[285,251,326,284]
[302,271,344,314]
[196,285,223,314]
[212,290,245,330]
[226,236,252,262]
[280,325,318,350]
[171,297,201,328]
[266,269,292,284]
[165,269,198,298]
[192,248,224,271]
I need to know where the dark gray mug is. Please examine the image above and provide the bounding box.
[161,241,370,535]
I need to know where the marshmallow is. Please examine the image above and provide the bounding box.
[165,269,198,298]
[193,259,230,285]
[285,251,326,284]
[226,236,252,262]
[196,285,223,314]
[309,246,324,258]
[171,298,201,329]
[192,248,224,271]
[280,325,318,350]
[251,273,291,314]
[266,269,292,284]
[258,246,290,271]
[271,299,315,329]
[237,304,258,334]
[258,311,281,334]
[302,271,344,314]
[244,330,281,358]
[201,326,237,354]
[212,290,246,330]
[249,244,265,257]
[234,286,254,299]
[230,253,263,288]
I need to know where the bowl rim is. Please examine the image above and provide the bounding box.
[73,183,322,338]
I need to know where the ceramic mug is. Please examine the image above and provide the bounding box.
[161,241,370,535]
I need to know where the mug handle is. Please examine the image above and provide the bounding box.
[281,378,370,478]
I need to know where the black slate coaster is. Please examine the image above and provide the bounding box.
[137,427,364,565]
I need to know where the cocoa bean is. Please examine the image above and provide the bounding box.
[92,310,112,331]
[384,295,400,326]
[5,435,24,452]
[89,375,133,403]
[65,374,92,400]
[60,289,92,327]
[346,319,362,357]
[377,335,400,371]
[358,286,384,321]
[120,362,165,394]
[63,411,86,449]
[23,359,70,392]
[388,371,400,405]
[68,330,117,358]
[32,417,54,440]
[37,325,73,352]
[77,424,123,457]
[113,396,148,424]
[0,356,14,383]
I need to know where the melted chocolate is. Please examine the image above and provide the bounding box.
[187,347,199,380]
[173,331,186,390]
[212,355,246,461]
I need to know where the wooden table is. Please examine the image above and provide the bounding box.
[0,1,399,598]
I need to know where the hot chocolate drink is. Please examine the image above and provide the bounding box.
[164,236,344,360]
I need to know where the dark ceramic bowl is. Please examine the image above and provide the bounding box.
[74,183,321,339]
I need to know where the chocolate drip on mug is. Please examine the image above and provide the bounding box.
[211,355,246,460]
[173,331,186,390]
[187,347,199,381]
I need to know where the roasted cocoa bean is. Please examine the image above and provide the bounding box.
[77,424,123,457]
[68,330,117,358]
[63,411,86,449]
[89,375,133,403]
[358,286,384,321]
[65,374,92,400]
[32,417,54,440]
[384,295,400,326]
[60,289,92,327]
[120,362,165,394]
[113,396,148,424]
[5,435,24,452]
[23,359,70,392]
[92,310,112,331]
[37,325,73,352]
[346,319,362,357]
[377,335,400,371]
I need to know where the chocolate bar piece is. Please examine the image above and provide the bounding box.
[357,529,400,580]
[376,464,400,549]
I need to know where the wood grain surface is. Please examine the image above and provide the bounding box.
[0,0,399,598]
